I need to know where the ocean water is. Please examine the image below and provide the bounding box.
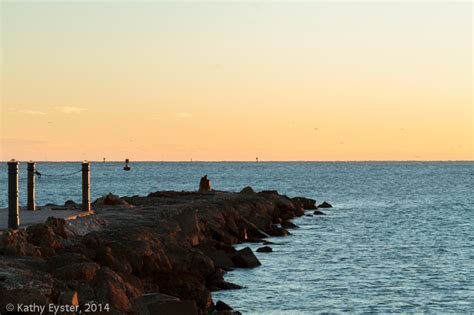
[1,161,473,313]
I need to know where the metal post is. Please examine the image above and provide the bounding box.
[8,160,20,229]
[82,161,90,212]
[27,161,36,211]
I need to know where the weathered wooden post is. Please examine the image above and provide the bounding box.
[82,161,90,212]
[8,160,20,229]
[27,161,36,211]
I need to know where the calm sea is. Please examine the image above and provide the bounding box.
[1,162,473,313]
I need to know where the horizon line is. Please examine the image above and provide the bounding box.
[1,159,473,163]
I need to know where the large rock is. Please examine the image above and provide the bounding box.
[281,221,298,229]
[93,267,135,312]
[199,175,212,193]
[292,197,317,209]
[153,271,212,311]
[256,246,272,253]
[53,262,99,281]
[204,250,235,270]
[239,186,255,194]
[45,217,75,239]
[0,229,41,256]
[134,293,198,315]
[230,247,261,268]
[215,300,233,311]
[267,226,290,237]
[26,223,64,255]
[64,200,78,208]
[313,210,326,215]
[172,209,202,246]
[240,219,269,239]
[210,280,242,291]
[94,193,133,208]
[318,201,333,208]
[46,252,91,271]
[95,246,132,274]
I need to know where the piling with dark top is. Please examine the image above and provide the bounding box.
[8,160,20,229]
[27,161,36,211]
[82,161,90,212]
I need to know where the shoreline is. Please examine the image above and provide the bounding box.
[0,188,320,314]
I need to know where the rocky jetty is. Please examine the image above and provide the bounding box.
[0,189,316,314]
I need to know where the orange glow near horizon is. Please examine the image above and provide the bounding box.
[1,2,472,161]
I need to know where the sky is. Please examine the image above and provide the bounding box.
[1,1,472,161]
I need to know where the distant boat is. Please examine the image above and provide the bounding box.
[124,158,131,171]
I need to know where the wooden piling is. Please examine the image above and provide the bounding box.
[8,160,20,229]
[27,161,36,211]
[82,161,90,212]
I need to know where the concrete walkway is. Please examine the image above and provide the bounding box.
[0,207,92,231]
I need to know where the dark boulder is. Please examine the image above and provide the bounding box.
[53,262,99,281]
[215,300,233,311]
[93,267,136,312]
[210,280,243,291]
[239,186,256,194]
[318,201,333,208]
[151,300,198,315]
[46,252,90,270]
[82,232,102,250]
[0,229,41,256]
[45,217,74,239]
[281,221,298,229]
[256,246,272,253]
[313,210,326,215]
[64,200,77,207]
[26,223,64,255]
[241,219,269,239]
[230,247,261,268]
[172,209,202,246]
[153,271,212,311]
[199,175,212,193]
[292,197,317,209]
[134,293,198,315]
[94,193,133,208]
[204,250,235,270]
[267,226,290,237]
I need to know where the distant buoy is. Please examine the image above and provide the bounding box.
[124,158,131,171]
